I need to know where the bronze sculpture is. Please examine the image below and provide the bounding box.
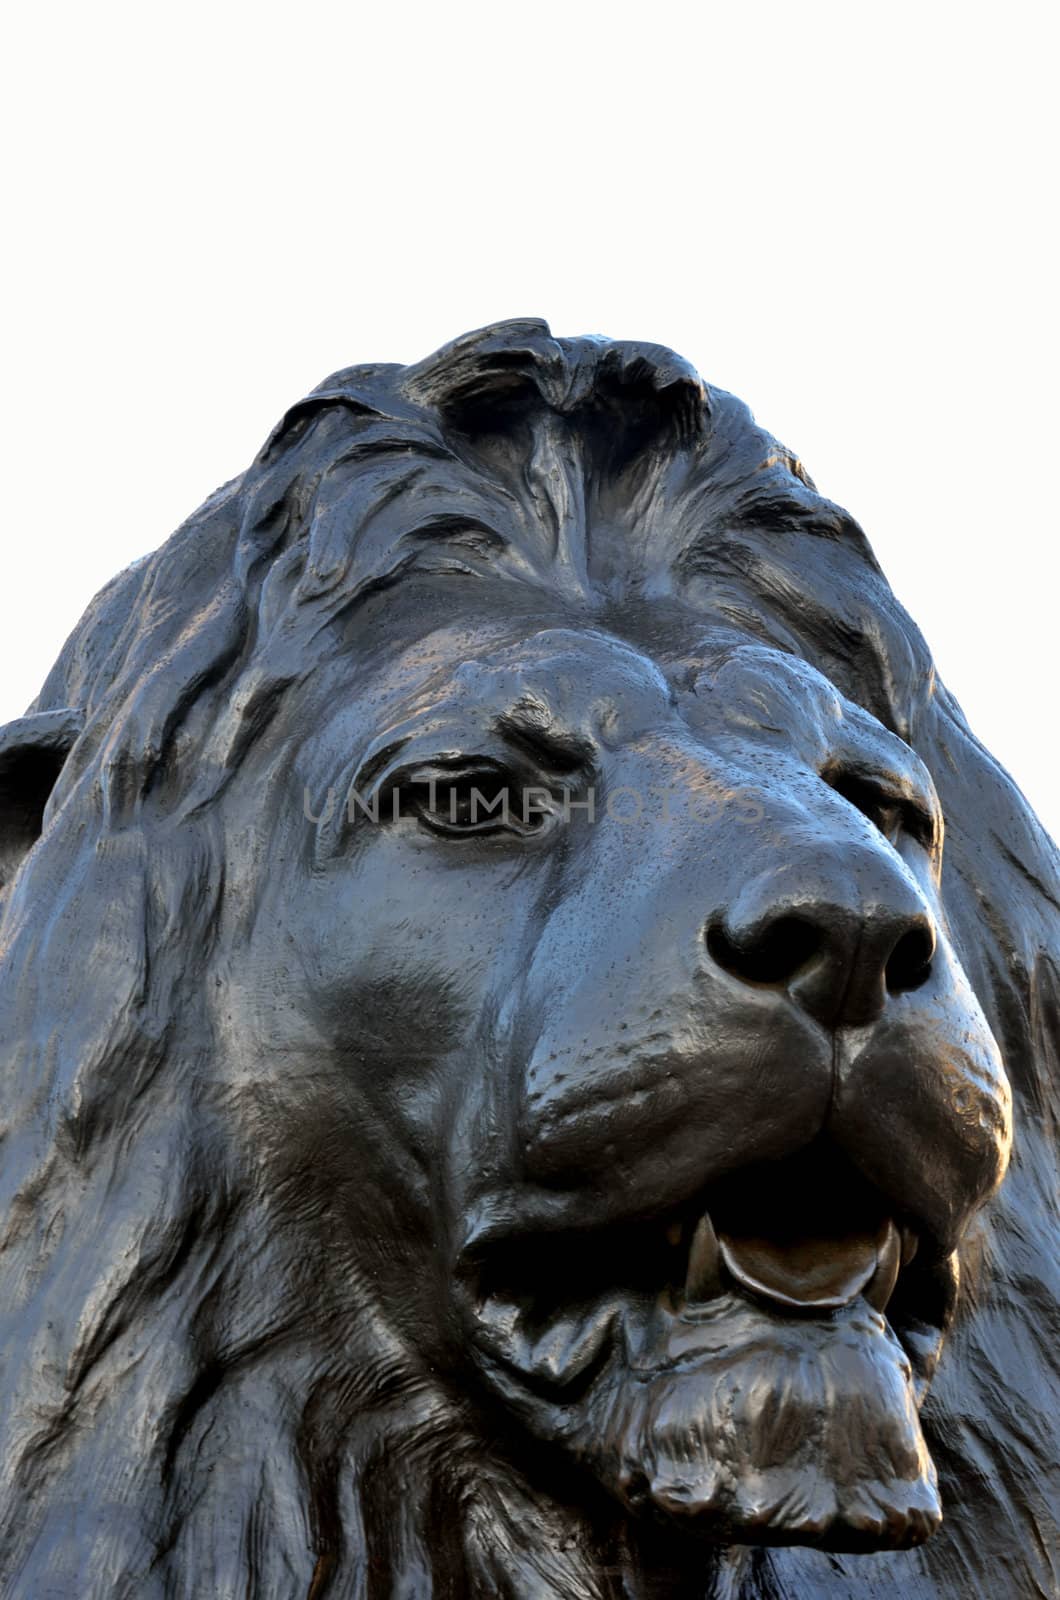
[0,321,1055,1597]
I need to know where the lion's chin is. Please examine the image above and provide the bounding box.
[473,1290,942,1552]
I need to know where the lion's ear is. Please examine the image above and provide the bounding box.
[0,709,83,896]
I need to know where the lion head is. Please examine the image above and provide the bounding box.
[0,321,1056,1599]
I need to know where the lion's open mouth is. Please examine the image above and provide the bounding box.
[462,1146,955,1551]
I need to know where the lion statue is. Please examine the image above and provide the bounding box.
[0,320,1056,1599]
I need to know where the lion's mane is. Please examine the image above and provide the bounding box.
[0,321,1056,1598]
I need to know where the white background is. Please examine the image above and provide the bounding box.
[3,4,1057,837]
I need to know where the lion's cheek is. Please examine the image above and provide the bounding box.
[518,986,832,1205]
[830,948,1012,1250]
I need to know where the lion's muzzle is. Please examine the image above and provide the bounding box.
[458,712,1011,1553]
[515,755,1010,1253]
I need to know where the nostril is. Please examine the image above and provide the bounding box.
[886,923,935,995]
[707,915,823,987]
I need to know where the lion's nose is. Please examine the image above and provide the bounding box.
[706,851,936,1029]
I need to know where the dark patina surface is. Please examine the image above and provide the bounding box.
[0,322,1056,1597]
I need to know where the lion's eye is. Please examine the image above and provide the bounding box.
[395,765,555,839]
[827,771,936,850]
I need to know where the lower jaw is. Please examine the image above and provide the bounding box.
[472,1289,943,1552]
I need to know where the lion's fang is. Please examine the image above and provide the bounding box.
[864,1219,902,1313]
[685,1212,722,1304]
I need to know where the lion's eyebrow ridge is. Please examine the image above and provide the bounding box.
[495,700,596,774]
